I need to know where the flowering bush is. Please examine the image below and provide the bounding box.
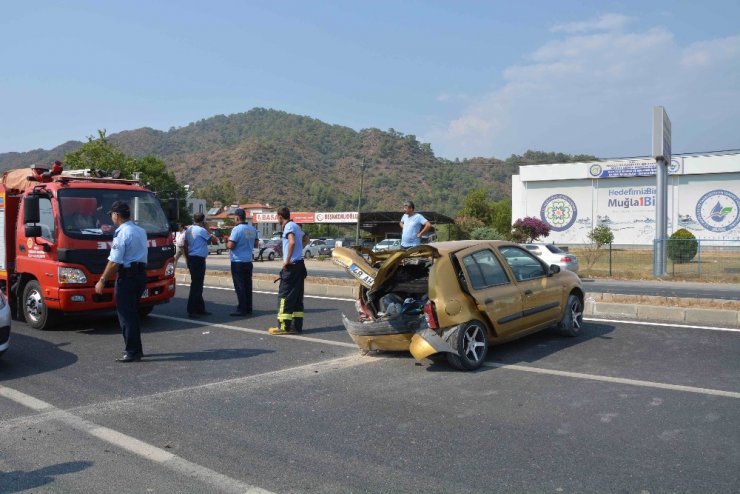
[511,217,550,243]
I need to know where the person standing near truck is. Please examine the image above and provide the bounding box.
[226,209,258,316]
[268,207,309,335]
[94,201,148,363]
[183,212,218,318]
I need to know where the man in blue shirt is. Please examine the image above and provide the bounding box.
[183,212,218,318]
[94,201,149,363]
[400,200,432,248]
[268,207,309,335]
[226,208,258,316]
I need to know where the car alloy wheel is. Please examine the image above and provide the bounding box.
[558,294,583,337]
[447,320,489,371]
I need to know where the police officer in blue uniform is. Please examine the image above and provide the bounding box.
[95,201,149,362]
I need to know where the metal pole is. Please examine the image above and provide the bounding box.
[355,159,366,245]
[609,243,612,277]
[654,157,668,277]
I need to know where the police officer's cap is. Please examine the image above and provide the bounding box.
[108,201,131,215]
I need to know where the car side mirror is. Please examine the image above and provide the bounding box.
[548,264,561,276]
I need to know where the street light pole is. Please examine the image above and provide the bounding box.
[355,158,366,245]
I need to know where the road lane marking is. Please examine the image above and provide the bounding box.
[154,310,740,399]
[0,385,275,494]
[152,314,358,348]
[182,281,353,302]
[584,317,740,333]
[485,363,740,398]
[196,284,740,331]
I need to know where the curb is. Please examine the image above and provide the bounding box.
[176,270,740,329]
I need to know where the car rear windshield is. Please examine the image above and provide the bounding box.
[545,244,565,254]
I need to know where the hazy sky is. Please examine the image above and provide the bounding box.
[2,0,739,160]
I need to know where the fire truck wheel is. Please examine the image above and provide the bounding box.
[23,280,57,330]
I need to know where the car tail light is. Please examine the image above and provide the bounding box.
[423,301,439,329]
[560,256,573,262]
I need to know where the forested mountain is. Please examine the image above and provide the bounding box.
[0,108,597,216]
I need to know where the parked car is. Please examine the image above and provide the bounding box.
[208,237,227,255]
[0,290,11,358]
[303,239,326,258]
[332,240,584,371]
[255,239,281,261]
[318,238,336,257]
[372,238,401,252]
[522,243,579,274]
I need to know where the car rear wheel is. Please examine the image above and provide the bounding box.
[268,252,275,261]
[305,250,313,259]
[23,280,57,330]
[558,294,583,336]
[446,320,489,371]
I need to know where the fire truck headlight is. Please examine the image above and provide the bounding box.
[58,267,88,284]
[165,262,175,277]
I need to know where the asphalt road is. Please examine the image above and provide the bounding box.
[200,256,740,301]
[1,284,739,493]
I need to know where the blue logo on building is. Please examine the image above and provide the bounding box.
[541,194,578,232]
[695,189,740,233]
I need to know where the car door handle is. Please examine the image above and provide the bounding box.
[524,289,533,296]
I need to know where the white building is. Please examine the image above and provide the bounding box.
[512,151,740,245]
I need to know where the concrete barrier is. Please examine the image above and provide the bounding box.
[175,270,740,328]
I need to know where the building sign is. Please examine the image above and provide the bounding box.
[254,211,358,224]
[588,159,682,178]
[315,212,358,223]
[606,186,656,210]
[695,189,740,233]
[540,194,578,232]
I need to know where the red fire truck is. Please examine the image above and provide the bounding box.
[0,163,178,330]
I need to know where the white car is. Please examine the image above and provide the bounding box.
[303,239,326,258]
[522,243,580,274]
[0,290,11,358]
[373,238,402,252]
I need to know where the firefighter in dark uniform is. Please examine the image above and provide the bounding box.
[268,207,309,335]
[94,201,149,362]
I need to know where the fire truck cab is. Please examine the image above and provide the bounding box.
[0,166,178,330]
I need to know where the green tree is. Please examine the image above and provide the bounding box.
[581,225,614,272]
[64,130,127,171]
[460,189,491,223]
[588,225,614,248]
[64,130,188,221]
[490,198,512,237]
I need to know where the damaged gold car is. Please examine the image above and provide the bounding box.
[332,240,585,371]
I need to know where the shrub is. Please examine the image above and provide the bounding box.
[511,217,550,243]
[470,227,505,240]
[667,228,698,264]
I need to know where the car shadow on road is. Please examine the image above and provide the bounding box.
[0,333,78,381]
[0,461,93,493]
[141,348,274,362]
[424,321,616,373]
